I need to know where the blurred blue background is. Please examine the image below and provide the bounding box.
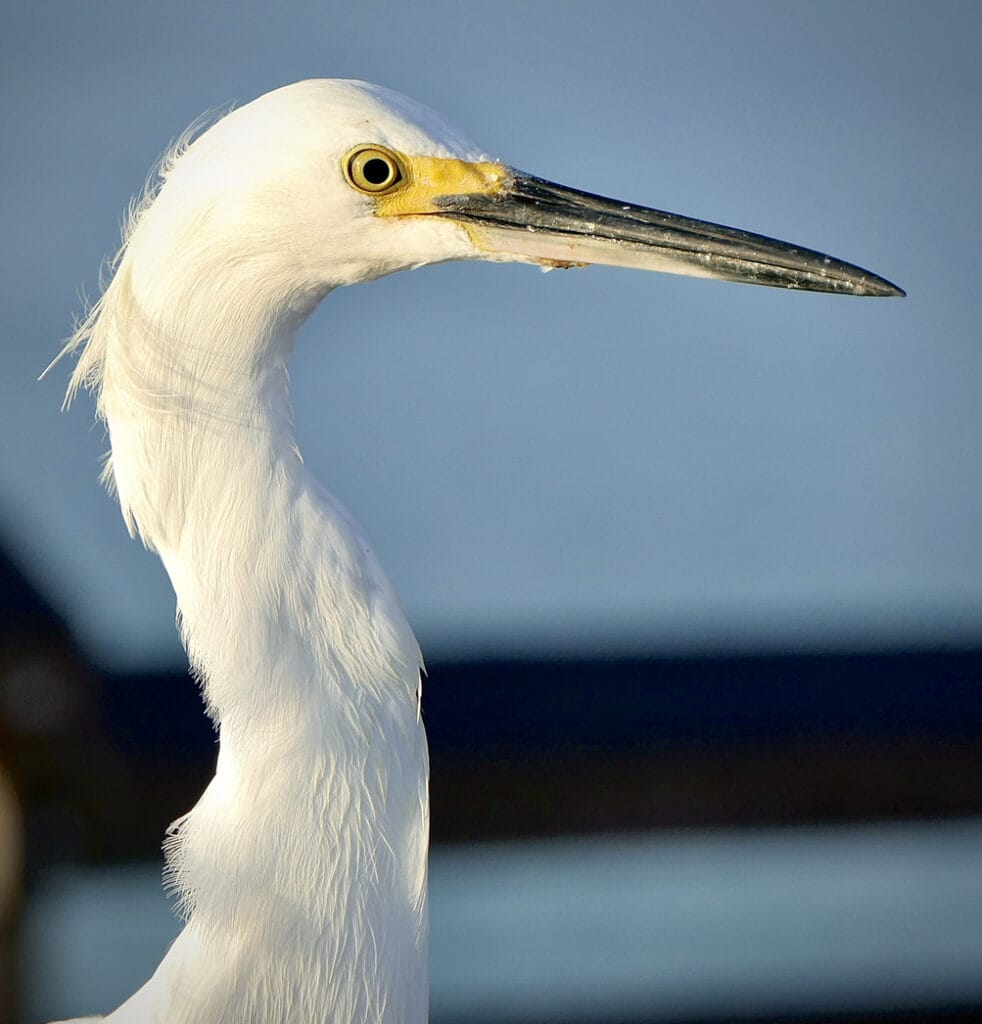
[3,0,980,669]
[2,2,982,1022]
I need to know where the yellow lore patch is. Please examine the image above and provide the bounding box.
[343,147,510,217]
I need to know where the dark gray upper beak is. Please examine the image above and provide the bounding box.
[436,172,904,298]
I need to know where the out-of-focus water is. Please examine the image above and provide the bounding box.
[23,820,982,1023]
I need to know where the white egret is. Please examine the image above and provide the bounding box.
[50,79,902,1024]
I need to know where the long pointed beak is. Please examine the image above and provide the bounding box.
[435,171,904,297]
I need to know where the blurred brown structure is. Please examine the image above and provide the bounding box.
[3,540,982,1023]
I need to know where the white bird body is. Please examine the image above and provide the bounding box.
[58,81,468,1023]
[54,79,900,1024]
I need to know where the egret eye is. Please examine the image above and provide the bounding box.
[345,146,404,193]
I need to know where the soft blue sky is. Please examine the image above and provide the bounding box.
[3,1,980,669]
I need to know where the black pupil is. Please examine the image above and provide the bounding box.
[363,157,392,185]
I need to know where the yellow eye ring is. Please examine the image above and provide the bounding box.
[344,146,405,193]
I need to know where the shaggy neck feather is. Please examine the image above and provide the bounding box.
[94,267,429,1023]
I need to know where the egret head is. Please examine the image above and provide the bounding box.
[128,77,902,323]
[122,81,489,317]
[59,77,903,434]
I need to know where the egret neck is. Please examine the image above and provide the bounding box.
[93,240,428,1023]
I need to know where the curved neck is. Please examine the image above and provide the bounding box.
[98,279,429,1022]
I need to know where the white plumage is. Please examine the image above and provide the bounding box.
[52,79,901,1023]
